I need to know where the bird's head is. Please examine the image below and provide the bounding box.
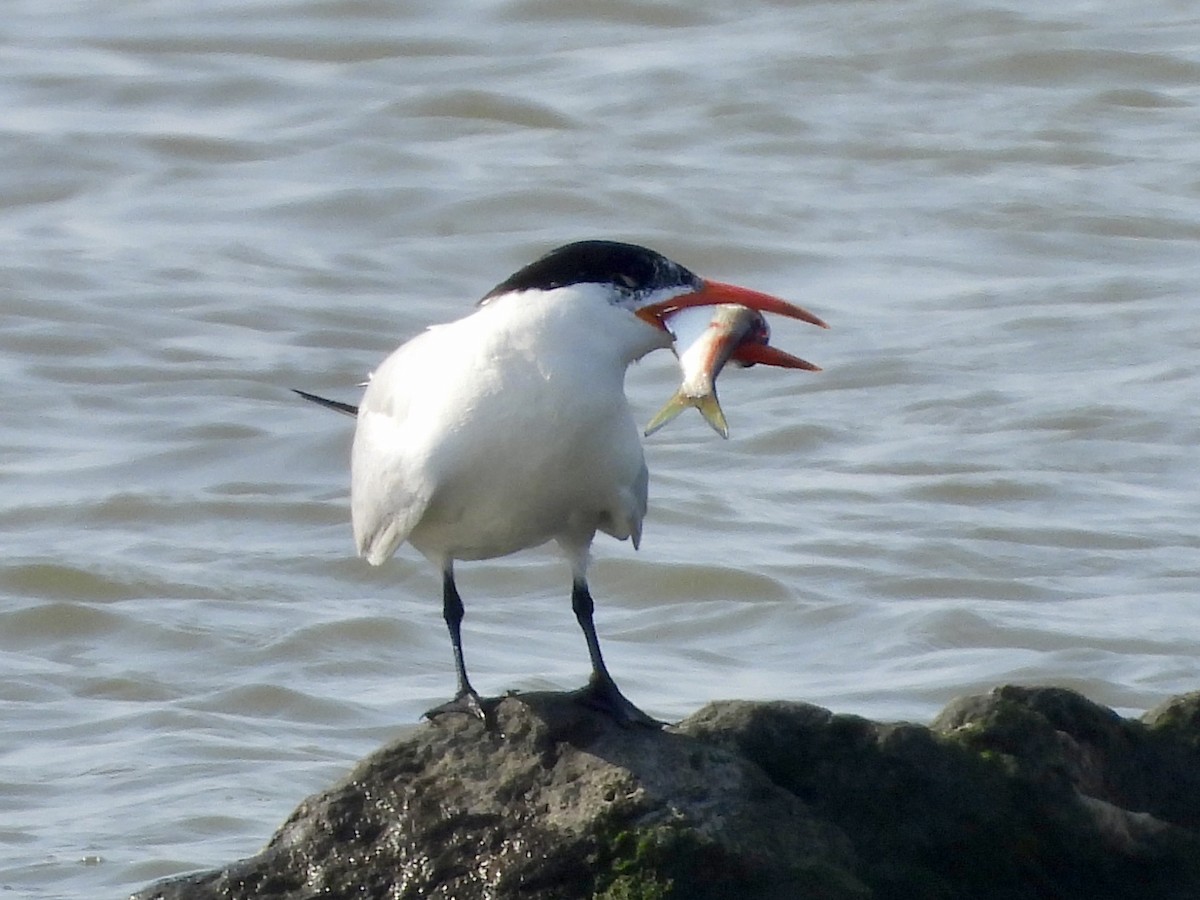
[480,240,827,366]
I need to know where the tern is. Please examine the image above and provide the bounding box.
[298,240,827,727]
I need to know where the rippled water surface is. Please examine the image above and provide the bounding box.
[4,1,1200,896]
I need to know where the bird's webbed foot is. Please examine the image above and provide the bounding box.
[424,688,500,731]
[573,674,664,729]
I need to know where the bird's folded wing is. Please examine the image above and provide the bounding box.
[351,410,431,566]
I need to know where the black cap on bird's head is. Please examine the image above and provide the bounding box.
[481,240,828,362]
[480,240,701,304]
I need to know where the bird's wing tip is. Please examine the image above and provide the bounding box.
[293,389,359,418]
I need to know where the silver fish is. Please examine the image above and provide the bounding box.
[645,304,820,439]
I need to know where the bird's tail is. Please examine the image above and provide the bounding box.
[644,389,729,439]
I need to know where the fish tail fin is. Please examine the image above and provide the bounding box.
[695,392,730,439]
[644,391,689,437]
[644,390,730,439]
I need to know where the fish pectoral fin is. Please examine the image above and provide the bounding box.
[644,391,730,439]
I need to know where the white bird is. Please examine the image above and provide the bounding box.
[298,240,827,728]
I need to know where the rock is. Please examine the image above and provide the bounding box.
[132,686,1200,900]
[685,686,1200,899]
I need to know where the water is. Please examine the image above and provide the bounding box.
[3,0,1200,896]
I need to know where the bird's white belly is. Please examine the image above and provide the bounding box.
[407,482,572,561]
[407,396,644,561]
[351,299,654,567]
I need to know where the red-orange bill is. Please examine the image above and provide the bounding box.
[731,343,821,371]
[637,279,829,330]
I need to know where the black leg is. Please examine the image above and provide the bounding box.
[571,578,662,728]
[425,566,493,727]
[572,578,613,684]
[443,568,473,697]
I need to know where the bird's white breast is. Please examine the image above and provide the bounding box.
[351,285,670,567]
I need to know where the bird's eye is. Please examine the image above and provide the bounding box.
[617,274,638,289]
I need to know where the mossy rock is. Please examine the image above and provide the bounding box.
[134,686,1200,900]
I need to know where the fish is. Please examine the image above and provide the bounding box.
[644,303,820,439]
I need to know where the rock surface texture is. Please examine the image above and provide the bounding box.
[133,686,1200,900]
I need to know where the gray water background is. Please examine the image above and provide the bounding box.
[3,1,1199,896]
